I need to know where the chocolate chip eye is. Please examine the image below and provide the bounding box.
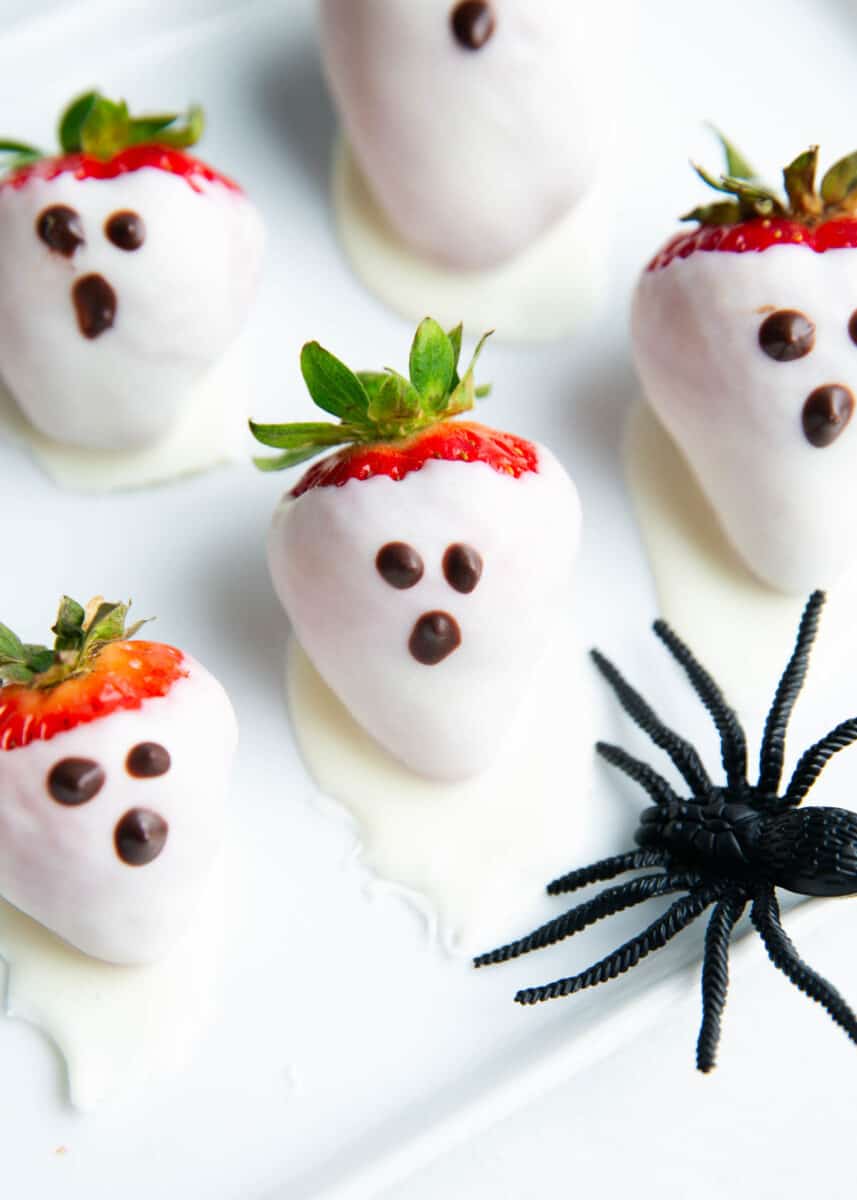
[802,385,855,447]
[450,1,496,49]
[47,758,105,806]
[115,808,169,866]
[126,742,171,778]
[36,205,84,257]
[376,542,424,589]
[105,209,145,251]
[443,543,483,593]
[758,309,815,361]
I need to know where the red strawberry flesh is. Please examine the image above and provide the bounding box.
[1,145,242,196]
[0,641,187,751]
[291,420,539,497]
[649,216,857,271]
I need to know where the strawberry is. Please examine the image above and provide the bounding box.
[319,1,614,269]
[0,596,237,964]
[0,90,263,451]
[251,318,581,781]
[632,131,857,593]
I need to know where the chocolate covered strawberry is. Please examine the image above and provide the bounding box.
[0,596,236,964]
[0,91,263,450]
[319,0,617,268]
[252,318,581,781]
[633,133,857,593]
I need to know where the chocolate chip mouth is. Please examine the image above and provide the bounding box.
[72,273,117,339]
[114,807,169,866]
[409,611,462,665]
[802,384,855,448]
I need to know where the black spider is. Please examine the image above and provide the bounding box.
[475,590,857,1072]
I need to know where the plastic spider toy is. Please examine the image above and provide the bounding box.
[476,590,857,1072]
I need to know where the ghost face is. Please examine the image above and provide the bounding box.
[0,660,237,964]
[319,0,625,269]
[0,169,264,449]
[632,246,857,593]
[269,448,582,781]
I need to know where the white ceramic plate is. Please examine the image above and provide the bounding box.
[3,1,857,1197]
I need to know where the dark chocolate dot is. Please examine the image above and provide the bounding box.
[443,543,483,594]
[36,205,84,257]
[115,808,169,866]
[758,309,815,362]
[105,210,145,251]
[376,542,424,589]
[126,742,171,778]
[802,385,854,447]
[450,1,496,49]
[409,611,462,665]
[47,758,105,806]
[848,310,857,347]
[72,273,117,339]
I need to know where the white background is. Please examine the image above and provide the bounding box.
[3,1,857,1198]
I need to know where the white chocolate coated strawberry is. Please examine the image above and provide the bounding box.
[269,447,582,781]
[0,168,263,450]
[632,244,857,594]
[319,0,619,270]
[0,659,236,964]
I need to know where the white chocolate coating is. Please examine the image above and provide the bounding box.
[632,245,857,594]
[0,657,237,964]
[268,446,582,781]
[319,0,618,270]
[0,168,264,450]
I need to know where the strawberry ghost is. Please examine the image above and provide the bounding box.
[0,596,237,964]
[0,91,263,450]
[319,0,615,269]
[633,134,857,594]
[252,319,582,781]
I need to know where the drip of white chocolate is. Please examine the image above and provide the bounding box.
[0,854,223,1111]
[287,624,602,956]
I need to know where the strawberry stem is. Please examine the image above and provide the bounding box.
[683,130,857,228]
[249,318,493,474]
[0,596,149,689]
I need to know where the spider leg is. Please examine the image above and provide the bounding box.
[757,590,825,798]
[590,649,713,798]
[474,871,701,967]
[596,741,681,806]
[751,885,857,1046]
[515,884,721,1005]
[696,890,747,1073]
[652,619,748,793]
[783,717,857,808]
[547,849,667,896]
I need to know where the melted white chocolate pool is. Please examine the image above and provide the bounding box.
[287,625,598,956]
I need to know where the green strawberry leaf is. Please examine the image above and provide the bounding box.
[247,420,350,450]
[707,125,756,181]
[58,91,99,152]
[680,200,742,225]
[80,95,133,159]
[0,663,34,685]
[356,372,388,402]
[409,317,455,407]
[52,594,86,651]
[300,342,370,423]
[0,621,25,663]
[0,139,44,170]
[83,600,129,648]
[784,147,820,215]
[22,644,56,674]
[367,372,422,426]
[253,446,328,472]
[821,151,857,207]
[128,104,204,150]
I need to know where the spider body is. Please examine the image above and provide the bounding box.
[476,590,857,1071]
